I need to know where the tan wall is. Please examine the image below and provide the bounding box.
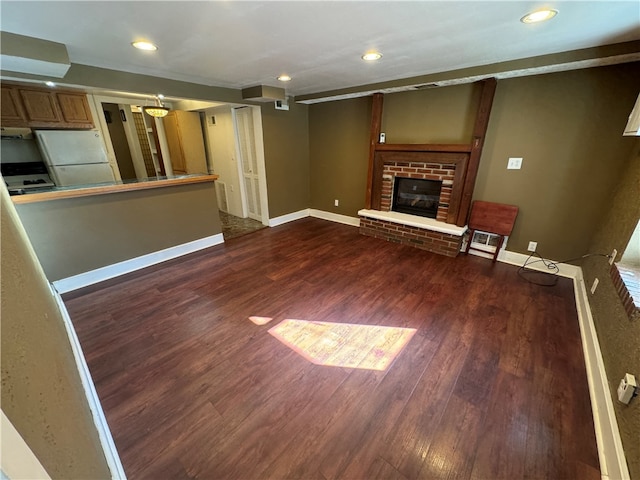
[308,62,640,260]
[260,101,310,218]
[476,63,639,260]
[3,63,243,104]
[1,185,111,479]
[581,142,640,479]
[15,182,221,281]
[382,83,478,144]
[309,96,371,215]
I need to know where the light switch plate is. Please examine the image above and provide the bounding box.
[508,157,523,169]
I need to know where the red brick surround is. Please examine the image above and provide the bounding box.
[359,217,463,257]
[381,162,455,222]
[611,264,640,320]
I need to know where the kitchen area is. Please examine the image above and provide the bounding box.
[1,81,223,290]
[1,81,212,195]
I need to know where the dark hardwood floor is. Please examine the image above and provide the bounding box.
[64,218,600,480]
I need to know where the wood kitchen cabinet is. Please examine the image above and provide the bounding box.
[0,83,94,129]
[53,92,94,127]
[162,110,207,175]
[19,88,62,124]
[1,85,28,127]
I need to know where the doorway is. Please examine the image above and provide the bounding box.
[102,103,137,180]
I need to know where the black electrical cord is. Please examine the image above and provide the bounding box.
[518,251,612,286]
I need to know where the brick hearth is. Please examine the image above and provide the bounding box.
[360,217,462,257]
[360,154,466,257]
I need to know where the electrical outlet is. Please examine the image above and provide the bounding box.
[609,248,617,265]
[591,278,599,294]
[527,241,537,252]
[334,199,339,207]
[617,373,637,405]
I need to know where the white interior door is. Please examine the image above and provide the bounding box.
[234,107,261,221]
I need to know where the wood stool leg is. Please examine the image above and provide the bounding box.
[492,235,504,262]
[465,229,475,254]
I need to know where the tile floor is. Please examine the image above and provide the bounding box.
[219,210,266,239]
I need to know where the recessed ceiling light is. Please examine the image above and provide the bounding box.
[362,52,382,61]
[45,81,56,87]
[277,75,292,82]
[521,9,558,24]
[132,41,158,51]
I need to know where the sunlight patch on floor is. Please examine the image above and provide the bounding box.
[268,319,416,371]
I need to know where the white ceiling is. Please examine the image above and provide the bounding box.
[1,1,639,98]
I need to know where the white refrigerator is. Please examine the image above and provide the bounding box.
[34,130,116,186]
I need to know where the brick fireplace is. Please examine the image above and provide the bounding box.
[359,150,469,257]
[358,81,497,258]
[382,161,455,222]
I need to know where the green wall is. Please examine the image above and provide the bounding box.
[260,100,310,218]
[309,96,371,215]
[582,142,640,479]
[382,83,478,144]
[1,185,111,479]
[308,62,640,260]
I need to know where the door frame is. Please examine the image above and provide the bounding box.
[231,105,269,226]
[89,94,173,179]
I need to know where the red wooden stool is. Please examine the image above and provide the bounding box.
[465,201,519,262]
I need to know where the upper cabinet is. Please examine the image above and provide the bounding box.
[56,92,94,127]
[0,83,94,129]
[1,86,28,126]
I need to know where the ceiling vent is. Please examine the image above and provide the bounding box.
[242,85,286,102]
[0,32,71,78]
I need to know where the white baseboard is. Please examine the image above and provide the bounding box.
[50,286,126,479]
[53,233,224,294]
[573,274,630,480]
[268,209,310,227]
[499,250,582,279]
[497,250,628,480]
[310,209,360,227]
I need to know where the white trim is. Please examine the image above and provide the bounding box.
[358,209,467,236]
[268,209,310,227]
[49,286,127,479]
[309,209,360,227]
[1,411,52,479]
[251,105,271,226]
[53,234,224,294]
[573,273,630,480]
[496,249,628,480]
[498,250,582,279]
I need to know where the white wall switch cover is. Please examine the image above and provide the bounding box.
[334,199,339,207]
[507,157,523,169]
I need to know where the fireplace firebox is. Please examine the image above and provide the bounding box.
[392,177,442,219]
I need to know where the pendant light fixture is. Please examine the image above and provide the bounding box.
[143,95,170,118]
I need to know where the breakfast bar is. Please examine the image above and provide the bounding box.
[11,174,222,289]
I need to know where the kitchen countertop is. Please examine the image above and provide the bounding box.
[10,173,219,204]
